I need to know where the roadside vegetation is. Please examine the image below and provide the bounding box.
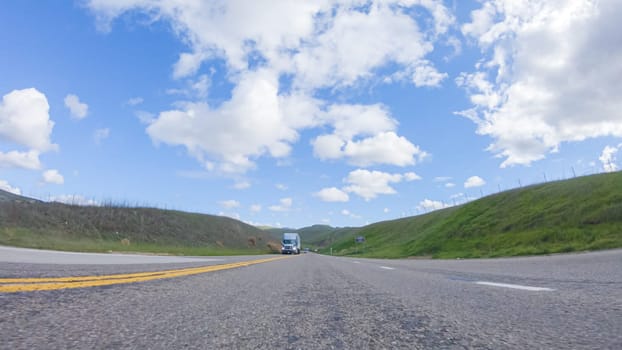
[322,172,622,258]
[2,171,621,258]
[0,194,279,255]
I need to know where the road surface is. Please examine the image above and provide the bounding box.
[1,248,621,349]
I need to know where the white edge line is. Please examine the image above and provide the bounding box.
[475,281,554,291]
[379,266,395,270]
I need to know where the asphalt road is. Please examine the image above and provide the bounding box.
[1,249,621,349]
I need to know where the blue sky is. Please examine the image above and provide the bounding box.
[1,0,620,228]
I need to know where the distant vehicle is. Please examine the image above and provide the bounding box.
[281,232,301,254]
[303,248,310,253]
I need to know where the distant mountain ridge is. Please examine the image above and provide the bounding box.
[262,224,359,248]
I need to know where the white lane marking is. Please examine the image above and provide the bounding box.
[353,261,361,264]
[379,266,395,270]
[475,281,554,292]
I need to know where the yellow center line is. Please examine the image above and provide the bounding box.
[0,256,289,293]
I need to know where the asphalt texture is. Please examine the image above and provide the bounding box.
[1,249,621,349]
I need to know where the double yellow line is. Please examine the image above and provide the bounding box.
[0,256,288,293]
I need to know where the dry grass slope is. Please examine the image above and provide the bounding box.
[0,194,279,255]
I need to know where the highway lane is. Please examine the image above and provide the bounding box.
[1,249,621,349]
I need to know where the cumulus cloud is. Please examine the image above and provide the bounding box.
[343,169,417,201]
[269,197,293,212]
[464,176,485,188]
[42,169,64,185]
[315,187,349,202]
[458,0,622,168]
[146,70,317,173]
[64,94,88,119]
[403,172,422,181]
[275,183,288,191]
[0,83,54,175]
[0,180,21,195]
[86,1,449,173]
[0,88,57,161]
[220,199,240,209]
[312,104,426,167]
[599,144,621,172]
[417,198,450,211]
[0,150,41,170]
[250,204,262,213]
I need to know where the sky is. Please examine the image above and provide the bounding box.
[1,0,621,228]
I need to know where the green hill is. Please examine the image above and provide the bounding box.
[0,192,279,255]
[325,172,622,258]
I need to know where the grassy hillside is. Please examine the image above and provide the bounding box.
[326,172,622,258]
[0,192,279,255]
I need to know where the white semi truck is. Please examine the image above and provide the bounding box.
[281,232,301,254]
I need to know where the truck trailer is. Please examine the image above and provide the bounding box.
[281,232,301,254]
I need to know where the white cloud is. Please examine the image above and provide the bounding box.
[599,144,621,172]
[42,169,64,185]
[312,104,426,167]
[464,176,485,188]
[292,2,447,89]
[126,97,143,106]
[64,94,88,119]
[445,182,455,188]
[383,207,389,213]
[0,150,41,170]
[94,128,110,144]
[146,70,318,173]
[315,187,349,202]
[0,180,21,195]
[250,204,262,213]
[50,194,98,206]
[269,197,293,212]
[135,110,156,124]
[220,199,240,209]
[458,0,622,168]
[403,172,422,181]
[433,176,452,182]
[341,209,361,219]
[275,183,288,191]
[86,1,448,173]
[412,64,447,87]
[218,211,241,220]
[417,198,450,211]
[343,132,425,167]
[343,169,403,201]
[233,181,251,190]
[0,88,57,155]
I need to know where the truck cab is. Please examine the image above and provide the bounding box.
[281,232,301,254]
